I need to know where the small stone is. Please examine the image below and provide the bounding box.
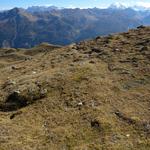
[126,134,130,137]
[95,36,101,40]
[91,47,101,53]
[11,81,16,85]
[40,89,48,97]
[89,60,95,64]
[10,111,22,119]
[14,90,21,94]
[78,102,83,106]
[140,46,148,52]
[143,122,150,133]
[10,114,15,119]
[6,80,16,85]
[11,65,21,70]
[91,120,100,128]
[113,48,120,52]
[32,71,37,74]
[11,66,17,70]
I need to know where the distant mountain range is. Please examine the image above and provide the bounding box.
[0,6,150,48]
[26,6,60,13]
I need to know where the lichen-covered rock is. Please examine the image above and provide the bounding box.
[0,83,48,111]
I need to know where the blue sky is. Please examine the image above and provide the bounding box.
[0,0,150,10]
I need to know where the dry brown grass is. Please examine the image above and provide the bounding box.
[0,27,150,150]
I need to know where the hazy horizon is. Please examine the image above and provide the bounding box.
[0,0,150,10]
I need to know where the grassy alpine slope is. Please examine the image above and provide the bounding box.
[0,26,150,150]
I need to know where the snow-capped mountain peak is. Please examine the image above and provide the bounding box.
[109,2,127,10]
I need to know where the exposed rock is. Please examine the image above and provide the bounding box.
[137,25,146,29]
[0,84,48,111]
[91,119,101,129]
